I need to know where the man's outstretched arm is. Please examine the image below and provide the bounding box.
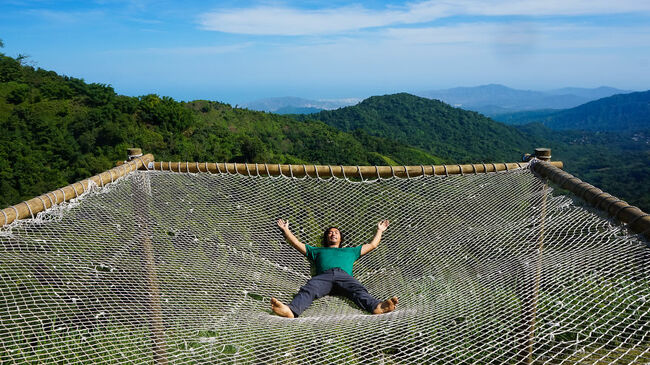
[361,219,389,256]
[277,219,307,255]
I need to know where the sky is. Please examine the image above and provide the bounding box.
[1,0,649,104]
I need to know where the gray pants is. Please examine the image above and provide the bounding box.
[287,268,381,317]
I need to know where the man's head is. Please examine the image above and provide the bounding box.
[322,227,344,247]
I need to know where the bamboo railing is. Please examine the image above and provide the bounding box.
[1,148,648,240]
[0,153,154,226]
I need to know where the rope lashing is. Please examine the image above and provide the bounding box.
[612,205,638,221]
[38,196,48,211]
[627,213,650,229]
[23,202,34,219]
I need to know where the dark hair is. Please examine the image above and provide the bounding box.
[322,227,344,246]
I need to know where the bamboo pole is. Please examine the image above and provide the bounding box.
[532,160,650,241]
[1,154,154,226]
[147,160,564,178]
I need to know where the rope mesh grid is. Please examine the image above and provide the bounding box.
[0,167,648,364]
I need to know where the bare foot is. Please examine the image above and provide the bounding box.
[373,296,399,314]
[271,297,294,318]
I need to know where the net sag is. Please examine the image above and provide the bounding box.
[0,166,648,364]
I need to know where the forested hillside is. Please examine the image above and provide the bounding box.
[303,93,532,163]
[0,54,441,207]
[300,93,649,212]
[1,53,648,213]
[494,91,650,131]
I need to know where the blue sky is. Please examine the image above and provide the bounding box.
[1,0,649,104]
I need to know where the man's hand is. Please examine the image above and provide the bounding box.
[277,218,306,255]
[362,219,390,256]
[277,218,289,231]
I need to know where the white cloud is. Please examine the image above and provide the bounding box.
[198,5,404,36]
[105,43,253,56]
[198,0,650,36]
[26,9,107,24]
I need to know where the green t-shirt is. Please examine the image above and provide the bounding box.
[305,245,362,276]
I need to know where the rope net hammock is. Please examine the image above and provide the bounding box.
[0,164,648,364]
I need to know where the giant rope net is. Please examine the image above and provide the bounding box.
[0,164,648,364]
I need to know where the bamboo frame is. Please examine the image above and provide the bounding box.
[0,154,154,226]
[532,161,650,241]
[147,160,564,178]
[2,155,565,227]
[5,147,647,242]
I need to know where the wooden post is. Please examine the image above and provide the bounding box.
[527,149,551,363]
[534,148,551,161]
[127,148,143,161]
[129,149,168,364]
[515,149,551,363]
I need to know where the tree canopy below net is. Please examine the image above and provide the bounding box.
[1,166,648,364]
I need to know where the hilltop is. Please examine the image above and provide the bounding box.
[302,93,532,163]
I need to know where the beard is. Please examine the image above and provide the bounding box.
[324,240,339,247]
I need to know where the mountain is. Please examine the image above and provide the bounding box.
[415,84,631,115]
[301,93,532,163]
[1,53,648,213]
[494,90,650,132]
[546,86,632,100]
[243,96,359,114]
[301,93,649,211]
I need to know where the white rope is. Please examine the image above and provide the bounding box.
[38,196,48,211]
[71,184,81,198]
[0,167,648,365]
[24,202,34,219]
[45,193,55,207]
[403,165,410,179]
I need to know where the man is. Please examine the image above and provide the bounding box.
[270,218,398,318]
